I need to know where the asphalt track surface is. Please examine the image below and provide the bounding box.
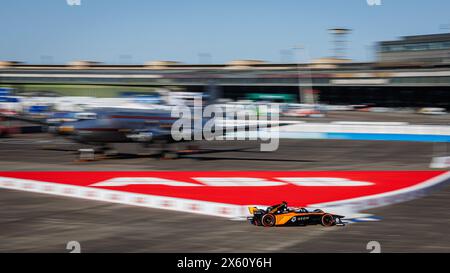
[0,135,445,171]
[2,184,450,253]
[1,111,450,252]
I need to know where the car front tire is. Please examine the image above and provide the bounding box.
[321,214,336,227]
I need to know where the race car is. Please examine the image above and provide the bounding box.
[247,201,345,227]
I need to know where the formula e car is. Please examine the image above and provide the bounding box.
[247,201,345,227]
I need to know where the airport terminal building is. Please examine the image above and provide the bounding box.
[378,33,450,64]
[1,33,450,108]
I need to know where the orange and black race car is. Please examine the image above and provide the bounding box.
[247,201,345,227]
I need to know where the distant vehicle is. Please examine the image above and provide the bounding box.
[0,126,14,137]
[26,105,52,117]
[324,105,353,111]
[369,107,392,113]
[0,109,17,116]
[46,112,98,124]
[1,84,289,159]
[46,112,77,124]
[0,88,13,96]
[418,108,448,115]
[74,112,98,120]
[247,202,345,227]
[351,104,373,110]
[246,93,296,104]
[0,96,19,103]
[0,94,22,114]
[167,91,204,106]
[282,104,325,118]
[394,108,416,114]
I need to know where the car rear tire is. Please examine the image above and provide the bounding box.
[261,214,276,227]
[321,214,335,227]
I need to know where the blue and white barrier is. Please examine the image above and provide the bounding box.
[228,121,450,143]
[277,122,450,142]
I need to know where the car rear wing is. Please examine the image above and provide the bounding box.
[248,206,258,214]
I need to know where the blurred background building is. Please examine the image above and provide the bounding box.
[378,33,450,64]
[1,33,450,109]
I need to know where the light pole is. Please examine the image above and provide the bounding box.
[293,45,314,104]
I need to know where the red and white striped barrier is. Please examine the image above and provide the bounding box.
[0,171,449,218]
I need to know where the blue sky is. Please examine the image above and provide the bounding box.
[0,0,449,64]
